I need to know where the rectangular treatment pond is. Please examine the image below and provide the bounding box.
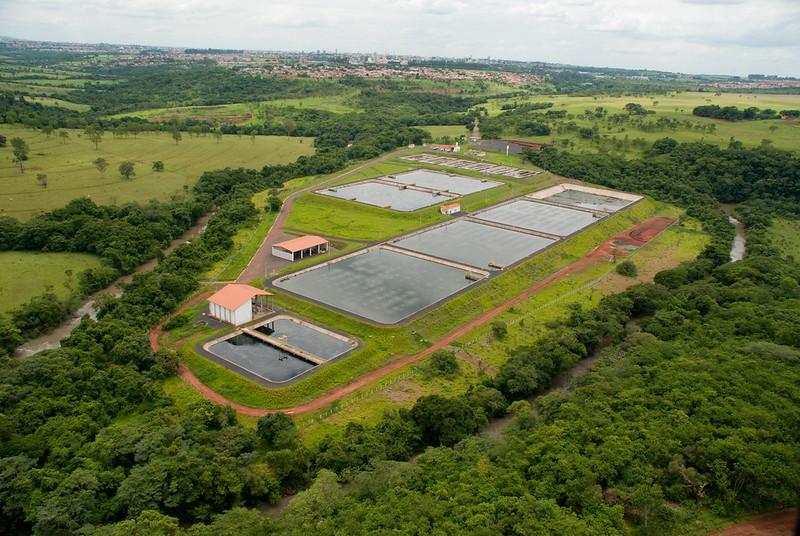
[208,333,316,383]
[273,248,482,324]
[318,181,454,211]
[204,315,356,385]
[391,219,556,270]
[543,190,634,213]
[473,199,600,237]
[387,169,502,195]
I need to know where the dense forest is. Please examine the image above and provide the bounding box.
[1,137,798,534]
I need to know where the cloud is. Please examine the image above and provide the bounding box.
[0,0,798,76]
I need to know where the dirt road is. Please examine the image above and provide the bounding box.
[710,509,797,536]
[160,216,674,417]
[236,150,404,283]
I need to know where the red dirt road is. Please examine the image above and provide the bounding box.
[710,509,798,536]
[154,216,674,417]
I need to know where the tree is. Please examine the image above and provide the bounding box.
[0,133,6,147]
[256,413,298,449]
[616,260,638,277]
[36,173,48,189]
[491,320,508,339]
[119,161,136,180]
[267,194,282,212]
[84,126,103,149]
[58,131,70,144]
[171,129,182,145]
[0,315,23,355]
[213,129,223,144]
[10,137,29,173]
[152,160,164,172]
[428,349,460,377]
[93,157,108,175]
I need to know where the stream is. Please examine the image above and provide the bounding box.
[14,213,211,357]
[721,204,747,262]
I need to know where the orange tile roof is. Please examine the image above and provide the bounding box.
[207,284,271,310]
[441,202,461,209]
[273,235,328,253]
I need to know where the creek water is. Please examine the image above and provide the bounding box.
[15,213,210,357]
[721,204,746,262]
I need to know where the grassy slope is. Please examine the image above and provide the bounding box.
[178,197,669,409]
[480,91,800,152]
[0,251,104,314]
[0,126,314,219]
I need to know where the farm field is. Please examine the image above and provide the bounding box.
[0,126,314,218]
[480,91,800,153]
[0,251,104,314]
[423,124,469,139]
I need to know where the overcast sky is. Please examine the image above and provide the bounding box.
[1,0,799,76]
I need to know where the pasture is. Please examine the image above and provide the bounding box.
[481,91,800,152]
[0,251,104,314]
[0,126,314,218]
[106,94,361,124]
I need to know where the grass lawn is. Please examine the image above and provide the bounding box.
[177,197,670,410]
[0,251,104,314]
[0,126,314,219]
[767,217,800,258]
[480,91,800,153]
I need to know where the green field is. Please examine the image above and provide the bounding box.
[767,217,800,258]
[0,126,314,218]
[0,251,104,314]
[423,125,469,140]
[107,94,361,124]
[479,91,800,153]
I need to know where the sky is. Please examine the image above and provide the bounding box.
[1,0,799,77]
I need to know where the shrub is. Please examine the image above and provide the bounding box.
[491,320,508,339]
[428,350,460,377]
[616,260,638,277]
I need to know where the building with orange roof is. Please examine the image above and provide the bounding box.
[207,283,272,325]
[440,202,461,215]
[271,235,329,262]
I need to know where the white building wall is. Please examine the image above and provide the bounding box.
[271,246,295,261]
[232,300,252,325]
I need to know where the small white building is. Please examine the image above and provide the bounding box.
[428,142,461,153]
[207,284,272,326]
[271,235,329,262]
[440,202,461,215]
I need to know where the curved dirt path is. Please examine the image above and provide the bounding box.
[710,509,797,536]
[156,216,674,417]
[236,150,405,283]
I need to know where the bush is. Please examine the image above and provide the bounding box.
[491,320,508,339]
[428,350,460,377]
[257,413,298,449]
[163,312,191,331]
[616,260,638,277]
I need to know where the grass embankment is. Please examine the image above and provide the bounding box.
[479,91,800,153]
[0,126,314,218]
[297,217,710,442]
[767,217,800,258]
[0,251,104,314]
[177,197,669,410]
